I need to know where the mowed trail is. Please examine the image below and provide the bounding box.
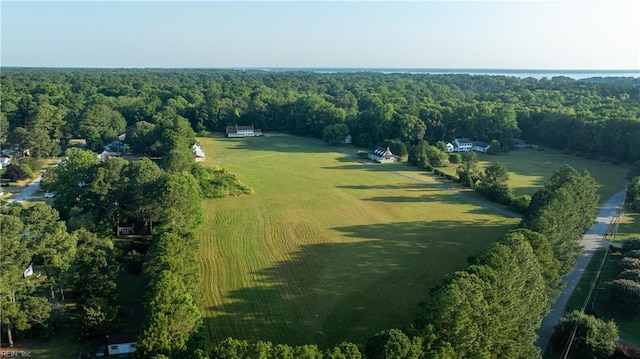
[196,135,518,348]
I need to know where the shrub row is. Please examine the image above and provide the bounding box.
[610,239,640,315]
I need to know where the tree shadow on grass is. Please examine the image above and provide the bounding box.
[617,212,640,240]
[336,183,429,191]
[338,182,518,217]
[202,219,511,349]
[320,163,389,172]
[321,162,409,172]
[222,136,334,154]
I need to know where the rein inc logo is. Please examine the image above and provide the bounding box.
[1,351,32,358]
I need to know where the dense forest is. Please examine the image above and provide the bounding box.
[2,69,640,162]
[1,69,639,358]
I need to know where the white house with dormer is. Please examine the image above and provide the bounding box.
[369,147,399,163]
[453,138,473,152]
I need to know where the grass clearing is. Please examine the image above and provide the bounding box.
[590,210,640,346]
[438,148,630,201]
[615,211,640,242]
[196,135,518,348]
[115,269,146,334]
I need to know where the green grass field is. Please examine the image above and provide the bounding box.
[439,148,630,201]
[196,135,518,348]
[615,211,640,241]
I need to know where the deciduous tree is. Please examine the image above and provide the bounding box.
[476,162,512,204]
[322,123,350,145]
[365,329,422,359]
[553,311,618,359]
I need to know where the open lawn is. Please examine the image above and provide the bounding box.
[196,135,518,348]
[615,211,640,241]
[439,148,630,201]
[590,210,640,346]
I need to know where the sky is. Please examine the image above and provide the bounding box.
[1,0,639,69]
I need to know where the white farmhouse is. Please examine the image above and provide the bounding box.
[448,138,490,152]
[226,125,262,137]
[453,138,473,152]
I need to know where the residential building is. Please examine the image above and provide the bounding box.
[369,147,399,163]
[445,143,455,153]
[193,142,205,161]
[453,138,473,152]
[472,141,491,153]
[106,334,137,356]
[226,125,262,137]
[448,138,490,152]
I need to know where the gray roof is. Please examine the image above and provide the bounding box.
[472,141,490,148]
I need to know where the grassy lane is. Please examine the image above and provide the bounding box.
[197,135,518,348]
[438,148,630,201]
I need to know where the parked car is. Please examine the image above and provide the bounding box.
[95,343,107,357]
[44,192,55,198]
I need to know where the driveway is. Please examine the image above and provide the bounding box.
[535,190,627,353]
[8,175,43,204]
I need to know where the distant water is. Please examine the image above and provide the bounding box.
[246,68,640,80]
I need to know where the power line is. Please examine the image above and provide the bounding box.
[561,190,626,359]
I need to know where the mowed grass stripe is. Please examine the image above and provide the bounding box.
[197,135,518,348]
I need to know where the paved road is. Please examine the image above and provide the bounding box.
[8,175,43,203]
[535,189,627,353]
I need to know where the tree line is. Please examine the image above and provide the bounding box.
[2,69,639,164]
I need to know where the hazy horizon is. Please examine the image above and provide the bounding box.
[1,66,638,71]
[2,1,639,70]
